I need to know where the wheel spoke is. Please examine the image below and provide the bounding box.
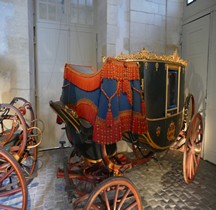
[187,140,192,149]
[189,154,195,179]
[186,152,191,179]
[118,188,131,209]
[113,184,119,209]
[0,204,21,210]
[103,189,111,210]
[0,167,14,183]
[193,154,199,169]
[125,201,138,210]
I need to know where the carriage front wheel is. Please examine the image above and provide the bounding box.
[183,112,203,184]
[84,176,142,210]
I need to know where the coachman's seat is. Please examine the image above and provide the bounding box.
[49,100,117,161]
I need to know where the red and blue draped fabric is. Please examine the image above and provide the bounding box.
[93,58,147,144]
[60,58,148,144]
[59,64,101,125]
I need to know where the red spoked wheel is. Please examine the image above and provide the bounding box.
[0,147,27,210]
[0,104,27,158]
[11,97,43,180]
[183,112,203,184]
[84,176,142,210]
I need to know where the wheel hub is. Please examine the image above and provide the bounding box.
[194,144,201,154]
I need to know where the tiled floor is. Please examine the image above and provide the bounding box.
[1,147,216,209]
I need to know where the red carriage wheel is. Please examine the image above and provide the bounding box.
[183,112,203,184]
[0,104,28,158]
[84,176,142,210]
[0,147,28,210]
[10,98,43,180]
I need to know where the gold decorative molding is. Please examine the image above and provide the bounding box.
[114,48,188,67]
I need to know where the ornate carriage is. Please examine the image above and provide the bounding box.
[50,49,203,209]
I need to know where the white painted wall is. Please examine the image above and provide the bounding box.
[130,0,184,54]
[182,0,216,164]
[96,0,107,67]
[106,0,130,56]
[0,0,34,105]
[96,0,184,63]
[205,11,216,164]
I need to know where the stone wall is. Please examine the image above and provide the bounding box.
[101,0,184,58]
[96,0,108,67]
[0,0,34,104]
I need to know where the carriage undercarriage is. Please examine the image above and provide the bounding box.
[51,95,203,209]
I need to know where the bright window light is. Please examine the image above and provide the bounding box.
[187,0,196,5]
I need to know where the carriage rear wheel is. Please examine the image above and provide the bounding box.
[183,112,203,184]
[84,176,142,210]
[0,147,28,210]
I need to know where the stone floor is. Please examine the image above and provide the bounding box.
[1,147,216,210]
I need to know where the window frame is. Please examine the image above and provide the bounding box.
[165,64,181,117]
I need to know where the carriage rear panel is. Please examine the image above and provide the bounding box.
[141,61,185,149]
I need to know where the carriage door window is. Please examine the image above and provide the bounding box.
[168,70,178,108]
[166,65,180,116]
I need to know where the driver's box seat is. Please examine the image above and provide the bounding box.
[49,100,117,162]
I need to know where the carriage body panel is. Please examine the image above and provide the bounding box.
[138,60,186,148]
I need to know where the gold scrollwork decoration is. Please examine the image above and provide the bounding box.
[156,126,161,137]
[155,62,159,71]
[114,48,188,67]
[167,122,176,141]
[144,62,148,70]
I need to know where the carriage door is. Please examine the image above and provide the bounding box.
[35,0,97,149]
[182,15,212,162]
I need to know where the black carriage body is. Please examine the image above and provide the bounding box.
[139,61,185,149]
